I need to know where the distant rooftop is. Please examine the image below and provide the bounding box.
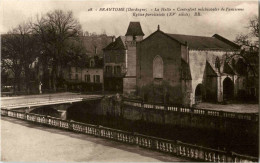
[103,36,126,50]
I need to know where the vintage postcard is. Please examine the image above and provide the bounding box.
[0,0,258,162]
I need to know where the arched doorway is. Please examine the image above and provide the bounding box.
[195,84,203,103]
[223,77,234,100]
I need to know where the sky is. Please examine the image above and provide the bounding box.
[0,0,258,41]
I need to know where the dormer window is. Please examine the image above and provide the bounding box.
[133,35,136,41]
[90,59,95,67]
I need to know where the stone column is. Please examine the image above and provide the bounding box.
[217,75,223,102]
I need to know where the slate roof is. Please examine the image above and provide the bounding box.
[125,22,145,36]
[103,36,126,50]
[166,33,240,51]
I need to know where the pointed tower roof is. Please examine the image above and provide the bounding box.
[125,22,144,36]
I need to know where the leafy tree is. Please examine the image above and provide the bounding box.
[31,10,83,91]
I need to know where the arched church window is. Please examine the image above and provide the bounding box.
[153,55,163,79]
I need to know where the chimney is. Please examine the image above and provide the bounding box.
[112,36,116,42]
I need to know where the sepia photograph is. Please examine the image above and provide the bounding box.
[0,0,259,162]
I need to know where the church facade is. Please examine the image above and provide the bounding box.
[136,26,242,106]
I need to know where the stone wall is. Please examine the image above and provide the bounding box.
[65,98,258,156]
[189,50,239,104]
[136,31,184,105]
[70,98,258,137]
[123,43,137,94]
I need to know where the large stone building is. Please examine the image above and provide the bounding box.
[63,35,113,92]
[136,26,244,106]
[64,56,104,91]
[103,22,144,93]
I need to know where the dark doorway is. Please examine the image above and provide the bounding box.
[195,84,203,103]
[223,77,234,100]
[29,106,60,118]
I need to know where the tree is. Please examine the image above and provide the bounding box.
[234,15,258,46]
[226,15,259,77]
[248,15,259,38]
[31,10,83,91]
[16,23,40,93]
[1,34,23,93]
[1,22,39,93]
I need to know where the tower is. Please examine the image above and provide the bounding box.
[123,22,144,94]
[125,22,144,42]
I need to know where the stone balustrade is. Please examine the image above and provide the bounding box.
[123,99,258,122]
[1,108,258,162]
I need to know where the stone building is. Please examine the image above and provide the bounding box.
[64,56,104,91]
[103,22,144,93]
[136,26,242,106]
[63,35,113,92]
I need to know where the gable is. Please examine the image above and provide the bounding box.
[140,30,183,46]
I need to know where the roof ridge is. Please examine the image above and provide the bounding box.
[166,33,213,38]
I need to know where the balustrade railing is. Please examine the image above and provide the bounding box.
[1,97,83,109]
[123,99,258,122]
[1,108,258,162]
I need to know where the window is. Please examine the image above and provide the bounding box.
[215,57,220,71]
[76,67,78,72]
[90,59,95,67]
[153,55,163,79]
[95,75,100,83]
[106,66,112,73]
[75,74,78,80]
[87,75,90,82]
[115,55,118,63]
[115,66,121,74]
